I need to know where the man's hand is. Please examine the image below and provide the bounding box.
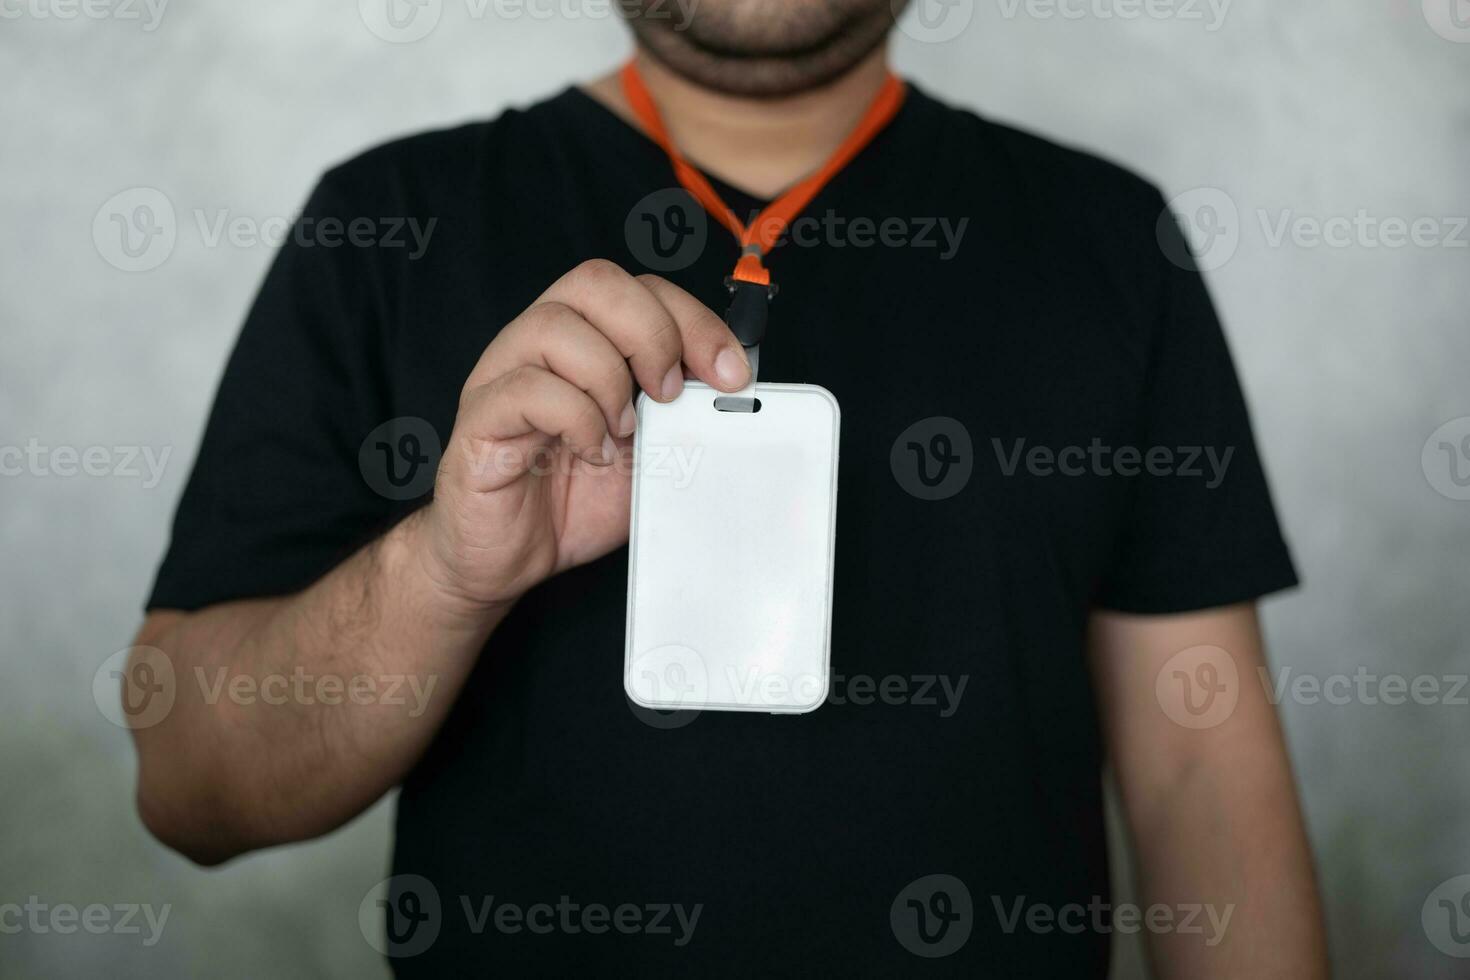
[421,259,750,609]
[129,260,747,864]
[1089,603,1330,979]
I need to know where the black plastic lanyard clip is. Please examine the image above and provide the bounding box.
[722,276,778,349]
[715,276,775,412]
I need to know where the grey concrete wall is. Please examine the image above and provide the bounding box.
[1,1,1466,976]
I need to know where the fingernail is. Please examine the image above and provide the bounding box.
[601,433,616,464]
[714,347,749,390]
[661,364,684,401]
[618,402,637,438]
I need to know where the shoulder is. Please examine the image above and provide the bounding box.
[904,86,1194,356]
[912,85,1167,232]
[307,89,583,211]
[918,84,1180,290]
[988,116,1163,211]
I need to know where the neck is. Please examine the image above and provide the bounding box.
[583,46,892,199]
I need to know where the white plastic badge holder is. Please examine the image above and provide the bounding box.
[624,381,841,714]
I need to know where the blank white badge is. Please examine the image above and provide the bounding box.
[624,381,841,713]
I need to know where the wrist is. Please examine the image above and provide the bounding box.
[384,508,516,634]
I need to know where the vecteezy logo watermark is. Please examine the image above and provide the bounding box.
[825,673,970,717]
[194,667,438,717]
[0,440,172,488]
[992,895,1233,946]
[631,444,704,489]
[994,0,1232,31]
[94,647,177,731]
[457,440,703,489]
[991,438,1234,488]
[894,0,975,43]
[1424,874,1470,957]
[359,0,443,42]
[1159,187,1239,273]
[627,644,709,726]
[891,417,974,500]
[721,666,828,706]
[1155,645,1239,729]
[1160,187,1469,271]
[93,188,177,273]
[361,875,442,958]
[0,899,171,947]
[94,647,441,728]
[537,0,698,28]
[1423,0,1470,42]
[93,187,438,272]
[626,195,970,273]
[1256,209,1469,250]
[360,876,703,954]
[782,212,968,258]
[1259,666,1469,708]
[625,188,709,273]
[1157,656,1470,721]
[359,0,697,42]
[459,895,702,945]
[891,874,973,957]
[628,666,968,727]
[1422,416,1470,501]
[192,210,436,258]
[360,417,443,501]
[0,0,169,30]
[724,669,970,716]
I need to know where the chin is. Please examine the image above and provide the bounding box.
[622,0,902,97]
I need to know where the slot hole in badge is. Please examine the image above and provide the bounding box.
[712,396,762,414]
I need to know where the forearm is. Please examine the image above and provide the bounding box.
[131,508,505,864]
[1126,722,1328,978]
[1089,604,1329,979]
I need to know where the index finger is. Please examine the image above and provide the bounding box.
[538,260,749,400]
[636,274,751,395]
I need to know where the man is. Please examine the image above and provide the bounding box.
[128,1,1330,975]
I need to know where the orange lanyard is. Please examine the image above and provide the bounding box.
[620,61,907,299]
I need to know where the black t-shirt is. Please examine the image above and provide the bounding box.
[148,83,1297,976]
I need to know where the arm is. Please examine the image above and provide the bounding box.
[130,510,499,866]
[1088,602,1329,979]
[129,260,752,866]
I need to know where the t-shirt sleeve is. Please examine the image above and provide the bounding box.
[146,175,398,611]
[1093,191,1299,613]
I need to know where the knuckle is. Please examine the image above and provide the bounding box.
[689,305,729,344]
[571,257,623,290]
[524,300,573,338]
[457,378,496,417]
[643,313,681,359]
[498,364,539,396]
[597,358,633,399]
[572,397,605,436]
